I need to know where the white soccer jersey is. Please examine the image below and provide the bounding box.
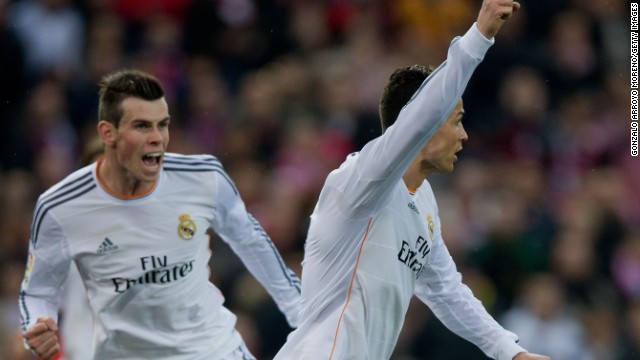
[19,153,301,360]
[275,24,526,360]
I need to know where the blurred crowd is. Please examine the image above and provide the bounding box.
[0,0,636,359]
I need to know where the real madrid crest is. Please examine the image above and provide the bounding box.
[426,214,434,240]
[178,213,196,240]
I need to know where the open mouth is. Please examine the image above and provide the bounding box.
[142,152,163,167]
[454,147,463,161]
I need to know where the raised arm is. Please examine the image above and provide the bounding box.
[332,24,493,218]
[476,0,521,39]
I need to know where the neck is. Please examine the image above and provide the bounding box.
[97,157,155,197]
[402,158,431,191]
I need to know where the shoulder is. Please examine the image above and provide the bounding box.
[419,179,436,198]
[162,152,224,171]
[32,164,97,243]
[39,164,96,203]
[162,153,238,193]
[417,179,439,211]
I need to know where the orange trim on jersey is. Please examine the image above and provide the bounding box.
[95,157,157,199]
[328,218,373,360]
[406,185,417,195]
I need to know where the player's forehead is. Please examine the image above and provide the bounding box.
[120,96,169,124]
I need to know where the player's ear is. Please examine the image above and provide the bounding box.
[98,120,116,146]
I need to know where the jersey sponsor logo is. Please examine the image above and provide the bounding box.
[178,213,196,240]
[21,251,35,289]
[397,235,431,279]
[97,237,119,254]
[111,255,195,293]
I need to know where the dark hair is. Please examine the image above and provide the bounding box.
[379,65,433,133]
[98,69,165,127]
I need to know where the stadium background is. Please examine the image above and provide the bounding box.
[0,0,636,359]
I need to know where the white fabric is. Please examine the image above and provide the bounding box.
[275,24,525,360]
[59,263,94,360]
[19,153,300,360]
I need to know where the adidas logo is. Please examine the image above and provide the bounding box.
[408,202,420,215]
[97,237,119,254]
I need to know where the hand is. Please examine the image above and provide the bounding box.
[513,352,551,360]
[476,0,521,39]
[23,317,60,360]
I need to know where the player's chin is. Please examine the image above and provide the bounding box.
[442,160,457,174]
[442,166,455,174]
[447,154,461,172]
[434,163,455,174]
[139,165,161,182]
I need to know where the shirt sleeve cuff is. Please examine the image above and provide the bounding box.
[458,22,495,61]
[495,336,528,360]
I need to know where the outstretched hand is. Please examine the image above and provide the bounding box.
[476,0,521,39]
[514,352,551,360]
[23,317,60,360]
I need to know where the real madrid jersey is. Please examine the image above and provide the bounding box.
[19,153,301,360]
[275,24,525,360]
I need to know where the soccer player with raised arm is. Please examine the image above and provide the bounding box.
[19,69,301,360]
[274,1,550,359]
